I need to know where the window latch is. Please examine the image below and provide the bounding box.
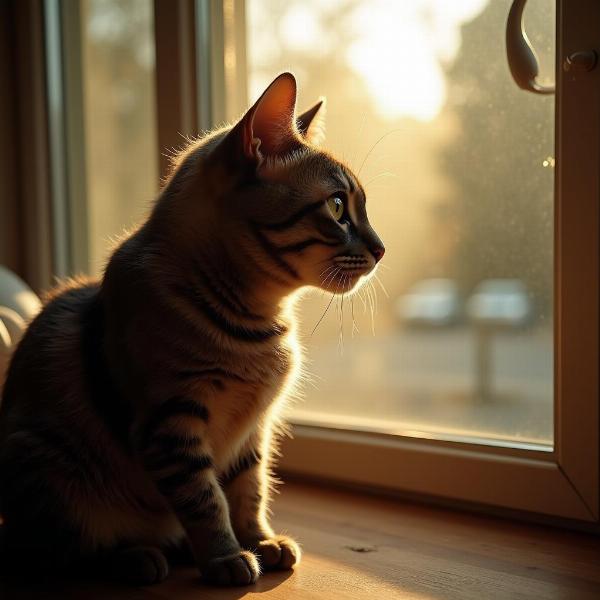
[506,0,555,95]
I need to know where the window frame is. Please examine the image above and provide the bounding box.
[0,0,55,293]
[45,0,89,278]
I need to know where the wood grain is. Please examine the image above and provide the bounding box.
[1,482,599,599]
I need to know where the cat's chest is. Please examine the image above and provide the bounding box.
[195,339,298,467]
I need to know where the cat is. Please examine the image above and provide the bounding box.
[0,72,384,587]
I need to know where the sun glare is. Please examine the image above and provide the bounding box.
[280,5,323,52]
[249,0,488,122]
[346,0,488,121]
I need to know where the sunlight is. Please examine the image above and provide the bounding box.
[247,0,488,121]
[290,553,443,600]
[246,0,556,446]
[280,5,323,52]
[346,0,489,120]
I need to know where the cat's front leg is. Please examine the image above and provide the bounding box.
[223,447,301,571]
[136,398,259,585]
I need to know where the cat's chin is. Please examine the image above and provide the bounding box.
[319,270,369,294]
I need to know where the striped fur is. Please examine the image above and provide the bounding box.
[0,73,383,585]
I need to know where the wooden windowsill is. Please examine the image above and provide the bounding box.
[1,481,600,599]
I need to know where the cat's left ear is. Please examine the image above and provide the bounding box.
[297,98,326,146]
[240,72,301,164]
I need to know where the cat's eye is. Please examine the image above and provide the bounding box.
[327,194,346,222]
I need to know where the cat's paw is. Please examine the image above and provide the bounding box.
[203,550,260,586]
[255,535,301,570]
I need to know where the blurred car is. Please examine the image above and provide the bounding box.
[396,278,461,327]
[466,279,532,328]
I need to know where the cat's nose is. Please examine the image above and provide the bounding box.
[370,244,385,263]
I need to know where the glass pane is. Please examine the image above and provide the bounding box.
[246,0,555,448]
[81,0,158,275]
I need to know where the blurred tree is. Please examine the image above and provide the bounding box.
[82,0,157,274]
[440,0,554,319]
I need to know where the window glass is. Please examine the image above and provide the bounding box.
[81,0,158,275]
[246,0,555,447]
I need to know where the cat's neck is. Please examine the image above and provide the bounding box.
[199,245,293,321]
[142,213,295,322]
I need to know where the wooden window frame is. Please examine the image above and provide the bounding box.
[154,0,247,181]
[0,0,55,293]
[154,0,199,181]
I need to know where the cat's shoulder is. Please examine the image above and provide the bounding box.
[24,277,102,340]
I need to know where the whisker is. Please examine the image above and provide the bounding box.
[349,111,368,171]
[319,265,337,287]
[338,273,347,355]
[320,266,340,296]
[320,264,336,279]
[366,283,375,335]
[364,171,400,188]
[351,295,359,337]
[320,263,337,278]
[358,128,406,176]
[374,273,389,298]
[311,292,336,337]
[319,266,336,288]
[311,267,341,336]
[318,266,331,281]
[335,272,344,347]
[359,153,397,176]
[370,280,379,316]
[357,286,367,314]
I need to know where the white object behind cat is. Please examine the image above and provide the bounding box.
[0,266,41,387]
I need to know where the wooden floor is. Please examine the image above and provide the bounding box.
[2,481,600,599]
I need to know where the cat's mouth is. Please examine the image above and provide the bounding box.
[333,255,374,276]
[334,254,370,269]
[320,254,375,292]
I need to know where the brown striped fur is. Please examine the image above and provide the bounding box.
[0,73,384,586]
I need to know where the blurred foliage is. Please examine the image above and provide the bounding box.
[82,0,157,275]
[440,0,554,317]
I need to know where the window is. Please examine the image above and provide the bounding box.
[81,0,158,276]
[46,0,158,277]
[242,0,598,523]
[44,0,599,525]
[246,0,555,450]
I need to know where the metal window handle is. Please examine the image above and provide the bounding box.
[506,0,555,95]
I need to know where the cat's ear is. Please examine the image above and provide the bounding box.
[241,72,301,163]
[297,98,326,145]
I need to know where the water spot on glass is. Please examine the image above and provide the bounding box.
[542,156,555,168]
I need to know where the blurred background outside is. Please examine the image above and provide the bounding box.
[79,0,555,448]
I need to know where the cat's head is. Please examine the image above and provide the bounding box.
[163,73,384,298]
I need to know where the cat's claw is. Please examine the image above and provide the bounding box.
[256,535,301,570]
[203,550,260,586]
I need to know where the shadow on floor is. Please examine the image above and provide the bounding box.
[0,568,293,600]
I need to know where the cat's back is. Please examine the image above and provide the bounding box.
[0,279,101,433]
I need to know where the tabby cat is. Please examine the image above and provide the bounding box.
[0,73,384,586]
